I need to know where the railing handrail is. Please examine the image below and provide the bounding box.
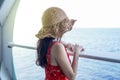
[8,42,120,63]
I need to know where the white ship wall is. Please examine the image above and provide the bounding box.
[0,0,20,79]
[0,25,1,67]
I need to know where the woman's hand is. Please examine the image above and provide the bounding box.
[66,43,75,52]
[62,41,84,54]
[73,44,84,56]
[74,44,84,52]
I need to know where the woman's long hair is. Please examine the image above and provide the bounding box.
[36,37,55,68]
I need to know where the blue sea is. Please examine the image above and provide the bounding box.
[13,28,120,80]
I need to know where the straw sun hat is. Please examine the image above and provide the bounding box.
[36,7,76,39]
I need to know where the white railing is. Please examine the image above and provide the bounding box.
[8,42,120,63]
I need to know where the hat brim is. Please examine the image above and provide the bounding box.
[36,19,77,39]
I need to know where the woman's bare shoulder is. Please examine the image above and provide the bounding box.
[51,42,66,56]
[52,42,65,50]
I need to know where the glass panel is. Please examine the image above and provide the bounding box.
[76,58,120,80]
[13,47,44,80]
[13,48,120,80]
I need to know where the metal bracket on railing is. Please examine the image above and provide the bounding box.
[8,42,120,63]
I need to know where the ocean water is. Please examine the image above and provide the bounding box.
[13,28,120,80]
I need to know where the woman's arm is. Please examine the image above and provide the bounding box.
[51,42,84,80]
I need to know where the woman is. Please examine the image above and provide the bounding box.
[36,7,84,80]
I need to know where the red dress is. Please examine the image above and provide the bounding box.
[45,42,71,80]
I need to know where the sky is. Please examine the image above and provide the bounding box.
[15,0,120,28]
[14,0,120,43]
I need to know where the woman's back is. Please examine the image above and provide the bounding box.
[45,41,70,80]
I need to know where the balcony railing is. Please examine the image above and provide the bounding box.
[8,42,120,63]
